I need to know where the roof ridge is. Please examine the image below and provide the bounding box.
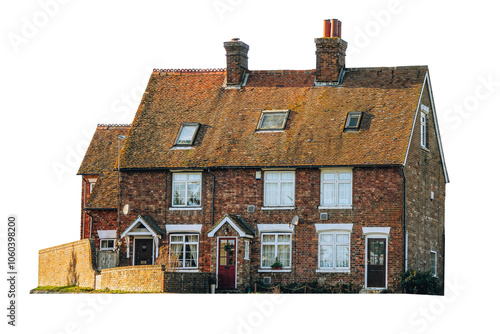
[96,124,131,129]
[153,68,226,75]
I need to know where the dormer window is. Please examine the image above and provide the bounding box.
[345,112,363,130]
[256,110,289,131]
[174,123,200,146]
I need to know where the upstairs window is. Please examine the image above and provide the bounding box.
[344,112,363,130]
[320,169,352,208]
[420,105,429,149]
[257,110,289,131]
[264,171,295,207]
[174,123,200,146]
[172,173,201,207]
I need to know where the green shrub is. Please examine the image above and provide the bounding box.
[401,270,440,295]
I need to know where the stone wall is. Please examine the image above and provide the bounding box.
[38,239,97,288]
[100,265,165,292]
[164,272,214,293]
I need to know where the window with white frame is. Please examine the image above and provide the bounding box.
[264,171,295,207]
[244,240,250,260]
[100,239,115,250]
[318,231,350,270]
[430,251,437,277]
[320,169,352,207]
[256,110,289,131]
[169,234,199,268]
[345,112,363,130]
[89,182,96,193]
[261,233,291,268]
[420,105,429,148]
[172,173,201,207]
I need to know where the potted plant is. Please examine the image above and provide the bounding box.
[271,258,283,270]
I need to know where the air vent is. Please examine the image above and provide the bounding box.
[263,277,271,285]
[247,205,256,213]
[320,212,328,220]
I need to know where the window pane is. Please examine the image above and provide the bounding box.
[338,183,351,205]
[171,243,183,260]
[260,113,286,129]
[177,125,197,144]
[336,245,349,267]
[280,172,294,181]
[188,173,201,181]
[280,182,294,205]
[320,245,334,268]
[348,115,360,127]
[336,234,349,243]
[262,245,275,267]
[264,182,279,206]
[322,183,335,206]
[185,244,198,267]
[186,235,198,243]
[173,173,187,181]
[323,172,336,181]
[262,234,275,243]
[187,182,201,206]
[338,172,351,180]
[265,172,279,181]
[278,245,290,267]
[171,235,183,243]
[173,183,186,206]
[277,234,291,242]
[320,233,334,243]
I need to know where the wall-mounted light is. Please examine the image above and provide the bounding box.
[224,227,229,236]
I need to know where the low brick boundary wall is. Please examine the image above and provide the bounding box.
[100,265,165,292]
[38,239,97,288]
[164,272,214,293]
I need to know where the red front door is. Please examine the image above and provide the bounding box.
[218,238,236,289]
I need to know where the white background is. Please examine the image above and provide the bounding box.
[1,0,498,333]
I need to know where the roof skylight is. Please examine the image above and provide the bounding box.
[256,110,289,131]
[174,123,200,146]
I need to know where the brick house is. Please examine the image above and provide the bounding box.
[78,19,448,292]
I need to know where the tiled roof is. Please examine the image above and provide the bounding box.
[119,66,426,169]
[77,124,130,175]
[208,214,255,236]
[85,171,118,209]
[141,215,165,236]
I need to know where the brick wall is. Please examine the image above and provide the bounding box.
[100,265,165,292]
[405,81,446,280]
[88,210,117,250]
[164,272,214,293]
[38,239,97,288]
[118,166,406,290]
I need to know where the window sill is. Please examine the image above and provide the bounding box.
[318,205,352,210]
[261,206,295,211]
[421,146,430,152]
[169,207,202,211]
[258,269,292,273]
[176,269,199,272]
[316,269,351,273]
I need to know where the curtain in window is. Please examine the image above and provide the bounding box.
[262,245,275,267]
[264,182,279,206]
[280,182,294,206]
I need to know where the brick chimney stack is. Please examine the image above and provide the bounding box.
[315,19,348,84]
[224,38,249,87]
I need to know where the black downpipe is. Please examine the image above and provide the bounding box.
[401,167,407,273]
[207,169,216,226]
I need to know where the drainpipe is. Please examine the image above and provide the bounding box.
[401,167,407,272]
[82,177,87,239]
[206,168,216,226]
